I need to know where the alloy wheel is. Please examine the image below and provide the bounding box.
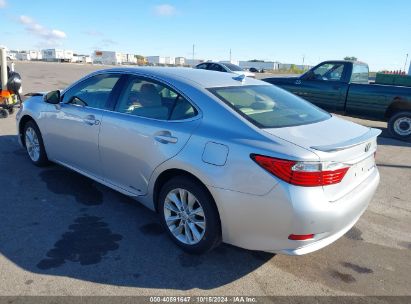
[163,188,206,245]
[25,127,41,162]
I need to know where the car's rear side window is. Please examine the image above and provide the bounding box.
[208,85,331,128]
[114,76,198,121]
[351,64,369,84]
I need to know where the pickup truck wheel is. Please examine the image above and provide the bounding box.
[388,111,411,140]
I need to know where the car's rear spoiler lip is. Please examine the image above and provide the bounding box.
[310,128,382,152]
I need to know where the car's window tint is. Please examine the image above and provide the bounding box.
[62,74,121,109]
[170,96,197,120]
[196,63,208,70]
[209,63,225,72]
[209,85,330,128]
[115,77,197,120]
[311,63,345,81]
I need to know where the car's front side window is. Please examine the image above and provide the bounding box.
[62,74,121,109]
[114,76,197,120]
[311,63,345,81]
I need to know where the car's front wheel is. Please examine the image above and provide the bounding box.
[388,111,411,140]
[23,120,49,166]
[159,176,221,254]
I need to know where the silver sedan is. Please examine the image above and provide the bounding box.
[16,68,381,255]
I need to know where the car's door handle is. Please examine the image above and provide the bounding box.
[154,131,178,144]
[83,115,100,126]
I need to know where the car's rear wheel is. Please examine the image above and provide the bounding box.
[24,120,49,166]
[388,111,411,140]
[158,176,221,254]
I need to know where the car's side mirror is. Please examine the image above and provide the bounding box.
[44,90,61,104]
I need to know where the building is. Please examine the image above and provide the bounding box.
[185,58,205,67]
[92,51,122,65]
[175,57,185,66]
[41,49,74,62]
[146,56,175,65]
[408,63,411,75]
[239,61,279,71]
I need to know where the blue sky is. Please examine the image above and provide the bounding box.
[1,0,410,71]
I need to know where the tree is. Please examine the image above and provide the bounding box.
[344,56,358,61]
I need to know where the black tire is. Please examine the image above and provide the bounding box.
[388,111,411,140]
[0,108,9,118]
[8,106,14,114]
[158,176,222,254]
[23,120,49,166]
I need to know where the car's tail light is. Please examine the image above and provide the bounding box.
[251,154,349,187]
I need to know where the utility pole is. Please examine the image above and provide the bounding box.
[403,53,409,73]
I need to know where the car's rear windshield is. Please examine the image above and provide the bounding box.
[208,85,331,128]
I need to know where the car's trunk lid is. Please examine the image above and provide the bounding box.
[263,115,381,201]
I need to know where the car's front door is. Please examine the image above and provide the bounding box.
[292,62,349,112]
[43,73,123,178]
[99,75,201,195]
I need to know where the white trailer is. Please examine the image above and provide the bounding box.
[28,50,42,61]
[42,49,73,62]
[175,57,185,66]
[122,54,137,64]
[147,56,166,65]
[185,59,205,67]
[16,52,31,61]
[72,55,92,64]
[239,61,279,71]
[93,51,122,65]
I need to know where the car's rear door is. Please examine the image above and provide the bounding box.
[99,75,201,195]
[43,73,123,179]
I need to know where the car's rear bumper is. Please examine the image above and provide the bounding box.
[209,167,380,255]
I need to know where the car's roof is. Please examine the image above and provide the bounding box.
[95,67,263,88]
[321,60,368,66]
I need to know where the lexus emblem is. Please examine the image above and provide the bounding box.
[365,143,371,153]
